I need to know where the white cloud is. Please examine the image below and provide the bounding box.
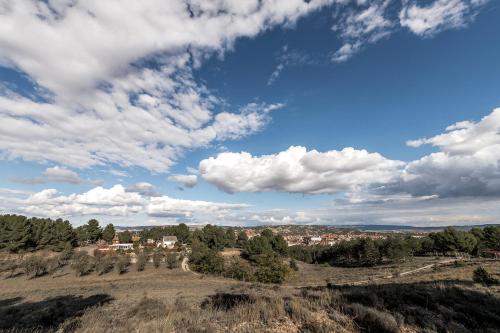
[168,174,198,188]
[42,166,82,184]
[398,108,500,197]
[147,196,250,218]
[9,166,82,184]
[399,0,485,37]
[199,146,404,194]
[0,0,328,172]
[332,0,393,62]
[125,182,160,197]
[200,107,500,199]
[4,184,249,221]
[332,0,488,62]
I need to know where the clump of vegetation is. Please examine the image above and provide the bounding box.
[115,254,131,274]
[165,252,178,269]
[289,258,299,271]
[223,257,255,282]
[345,303,399,333]
[254,254,290,284]
[136,253,147,271]
[22,255,47,278]
[152,250,163,268]
[46,255,65,275]
[189,240,224,275]
[71,251,95,276]
[127,296,168,320]
[95,255,115,275]
[473,266,498,286]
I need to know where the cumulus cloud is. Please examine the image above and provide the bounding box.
[0,0,333,172]
[397,108,500,197]
[199,146,404,194]
[199,107,500,200]
[168,174,198,188]
[3,184,249,221]
[147,196,250,218]
[9,166,83,184]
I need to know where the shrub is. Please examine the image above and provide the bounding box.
[136,253,147,271]
[22,255,48,278]
[473,266,498,286]
[60,244,75,262]
[115,254,131,274]
[290,258,299,271]
[254,255,290,284]
[223,258,255,282]
[71,251,95,276]
[153,250,163,268]
[46,256,64,275]
[165,252,178,269]
[346,303,399,333]
[127,296,167,320]
[95,255,115,275]
[189,241,224,275]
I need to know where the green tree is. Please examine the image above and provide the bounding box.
[102,224,116,243]
[174,223,190,244]
[189,240,224,274]
[118,230,132,243]
[254,254,290,284]
[86,219,102,242]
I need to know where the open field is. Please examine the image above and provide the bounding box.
[1,251,499,332]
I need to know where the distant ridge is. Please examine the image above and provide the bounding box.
[115,223,499,233]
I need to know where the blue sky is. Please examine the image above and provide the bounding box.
[1,0,500,226]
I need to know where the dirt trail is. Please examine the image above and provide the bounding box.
[181,257,198,275]
[348,258,459,286]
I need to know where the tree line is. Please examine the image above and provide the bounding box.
[0,214,76,252]
[289,226,500,267]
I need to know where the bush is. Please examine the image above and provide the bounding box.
[153,250,163,268]
[71,251,95,276]
[254,255,290,284]
[46,255,64,275]
[95,255,115,275]
[290,259,299,271]
[346,303,399,333]
[22,255,47,278]
[166,252,178,269]
[115,255,131,274]
[223,258,255,282]
[136,253,147,271]
[473,266,498,286]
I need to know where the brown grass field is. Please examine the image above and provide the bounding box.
[1,250,499,333]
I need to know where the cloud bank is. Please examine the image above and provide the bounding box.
[200,108,500,200]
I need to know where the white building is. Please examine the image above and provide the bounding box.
[158,236,178,249]
[110,243,134,251]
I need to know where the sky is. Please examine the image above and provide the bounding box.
[1,0,500,227]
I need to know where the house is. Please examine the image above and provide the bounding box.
[132,234,141,242]
[112,234,120,245]
[158,236,178,249]
[110,243,134,251]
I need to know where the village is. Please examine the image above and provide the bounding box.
[241,228,388,247]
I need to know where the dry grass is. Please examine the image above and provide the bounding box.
[1,253,499,333]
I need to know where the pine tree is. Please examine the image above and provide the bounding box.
[102,224,116,243]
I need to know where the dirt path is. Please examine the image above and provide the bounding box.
[348,258,459,286]
[181,257,198,275]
